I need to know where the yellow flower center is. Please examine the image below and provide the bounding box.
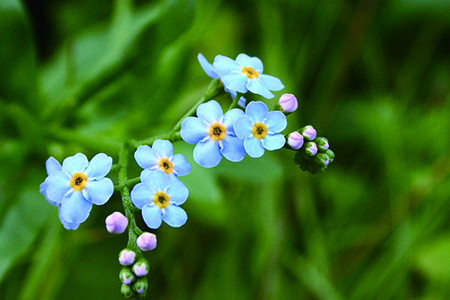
[241,66,259,79]
[209,122,227,141]
[70,172,88,191]
[153,191,170,209]
[252,122,268,139]
[158,158,173,174]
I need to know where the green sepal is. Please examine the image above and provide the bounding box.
[121,283,134,299]
[315,137,329,152]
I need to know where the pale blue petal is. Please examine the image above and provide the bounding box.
[223,108,245,132]
[46,171,71,204]
[61,191,92,223]
[130,183,153,209]
[163,204,187,228]
[40,180,57,206]
[46,157,61,175]
[221,135,246,162]
[167,180,189,205]
[221,73,248,93]
[142,204,162,229]
[83,178,114,205]
[245,101,269,123]
[171,154,191,176]
[261,134,286,151]
[258,74,284,91]
[198,53,220,78]
[141,169,169,192]
[235,53,263,72]
[152,139,173,158]
[233,116,253,140]
[58,205,80,230]
[247,78,274,99]
[193,139,222,168]
[238,97,247,107]
[180,117,209,144]
[244,136,265,158]
[61,153,88,174]
[213,55,241,75]
[265,111,287,133]
[134,145,159,169]
[84,153,112,180]
[196,100,223,124]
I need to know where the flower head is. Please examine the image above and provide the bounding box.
[180,100,246,168]
[40,153,113,227]
[105,212,128,234]
[213,53,284,99]
[130,170,189,229]
[137,232,157,251]
[234,101,287,158]
[134,140,191,180]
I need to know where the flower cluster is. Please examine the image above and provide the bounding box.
[290,125,335,174]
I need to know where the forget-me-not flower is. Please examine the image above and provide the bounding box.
[234,101,287,158]
[213,53,284,99]
[134,139,191,180]
[180,100,246,168]
[42,153,114,225]
[130,170,189,229]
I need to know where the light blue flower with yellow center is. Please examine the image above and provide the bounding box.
[130,169,189,229]
[234,101,287,158]
[134,139,191,180]
[213,53,284,99]
[180,100,246,168]
[42,153,114,225]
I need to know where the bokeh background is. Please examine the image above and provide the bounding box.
[1,0,450,299]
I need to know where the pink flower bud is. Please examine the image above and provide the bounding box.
[301,125,317,140]
[304,142,318,156]
[119,249,136,266]
[106,212,128,234]
[279,94,298,113]
[137,232,157,251]
[132,259,149,277]
[288,132,304,150]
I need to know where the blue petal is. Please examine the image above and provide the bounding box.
[265,111,287,133]
[244,136,265,158]
[61,191,92,223]
[221,135,246,162]
[40,180,57,206]
[198,53,220,78]
[238,97,247,107]
[61,153,88,174]
[171,154,191,176]
[221,72,248,93]
[84,153,112,180]
[193,139,222,168]
[180,117,209,144]
[130,183,153,209]
[245,101,269,123]
[163,204,187,228]
[152,139,173,158]
[233,115,253,140]
[46,157,61,175]
[247,78,274,99]
[213,55,241,75]
[46,171,71,204]
[196,100,223,124]
[223,108,245,132]
[83,178,114,205]
[58,205,80,230]
[261,133,286,151]
[141,169,170,192]
[235,53,263,72]
[258,74,284,91]
[142,204,162,229]
[166,180,189,205]
[134,145,159,169]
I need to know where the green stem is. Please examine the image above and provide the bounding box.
[114,177,141,192]
[228,92,244,110]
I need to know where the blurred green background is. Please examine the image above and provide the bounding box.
[1,0,450,299]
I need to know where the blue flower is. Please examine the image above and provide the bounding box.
[180,100,246,168]
[234,101,287,158]
[42,153,114,226]
[213,53,284,99]
[134,139,191,180]
[130,170,189,229]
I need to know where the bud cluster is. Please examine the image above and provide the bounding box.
[288,125,335,174]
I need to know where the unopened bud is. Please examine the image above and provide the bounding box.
[106,212,128,234]
[304,142,318,156]
[325,149,335,162]
[287,132,304,150]
[314,153,330,167]
[132,259,149,277]
[133,277,148,295]
[121,283,134,298]
[300,125,317,140]
[119,267,135,285]
[119,249,136,266]
[279,93,298,113]
[315,137,329,152]
[137,232,157,251]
